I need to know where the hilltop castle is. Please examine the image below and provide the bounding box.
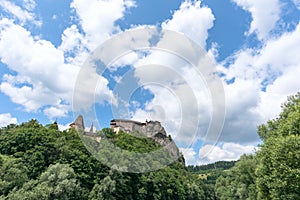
[70,115,184,165]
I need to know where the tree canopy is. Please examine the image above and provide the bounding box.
[0,119,205,199]
[214,92,300,200]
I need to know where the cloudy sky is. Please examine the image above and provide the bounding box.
[0,0,299,165]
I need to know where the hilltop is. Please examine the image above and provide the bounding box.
[0,119,204,199]
[71,115,185,167]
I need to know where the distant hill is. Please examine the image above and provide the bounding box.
[187,160,236,173]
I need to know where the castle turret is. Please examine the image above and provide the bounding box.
[70,115,85,131]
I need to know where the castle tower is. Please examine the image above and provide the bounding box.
[70,115,85,131]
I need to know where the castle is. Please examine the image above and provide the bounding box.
[110,118,183,164]
[70,116,164,138]
[70,115,184,165]
[110,119,165,137]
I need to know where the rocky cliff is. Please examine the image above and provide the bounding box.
[71,116,185,166]
[110,119,185,165]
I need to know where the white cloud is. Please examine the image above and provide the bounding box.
[255,63,300,124]
[0,0,137,119]
[60,25,85,53]
[71,0,136,50]
[293,0,300,9]
[59,24,89,66]
[162,1,214,47]
[232,0,281,40]
[0,19,78,113]
[57,123,70,131]
[129,49,214,145]
[126,1,217,145]
[0,19,117,117]
[22,0,36,11]
[179,148,197,165]
[216,22,300,143]
[219,78,262,143]
[0,0,40,26]
[44,105,69,119]
[0,113,17,127]
[199,142,256,164]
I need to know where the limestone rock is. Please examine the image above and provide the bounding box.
[70,115,85,131]
[110,119,185,165]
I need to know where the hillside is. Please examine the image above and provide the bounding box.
[73,116,185,171]
[0,120,206,199]
[187,160,236,173]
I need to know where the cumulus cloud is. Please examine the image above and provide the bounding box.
[180,148,197,165]
[59,24,89,67]
[0,0,136,119]
[162,1,214,47]
[71,0,136,50]
[124,1,218,146]
[57,123,70,131]
[0,113,17,127]
[44,105,69,119]
[129,48,215,146]
[217,22,300,143]
[231,0,281,40]
[0,19,78,113]
[293,0,300,9]
[219,78,261,143]
[0,0,40,26]
[199,142,256,164]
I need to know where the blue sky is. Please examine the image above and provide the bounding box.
[0,0,300,165]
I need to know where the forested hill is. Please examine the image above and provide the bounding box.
[187,160,236,173]
[0,120,207,199]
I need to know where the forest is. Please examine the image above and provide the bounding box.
[0,92,299,199]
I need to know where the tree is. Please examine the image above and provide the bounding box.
[89,174,116,200]
[215,154,257,200]
[6,163,83,200]
[256,92,300,199]
[256,135,300,199]
[258,92,300,140]
[0,155,28,196]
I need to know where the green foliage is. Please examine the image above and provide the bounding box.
[139,164,204,200]
[212,93,300,200]
[0,119,208,199]
[187,160,236,173]
[83,129,177,173]
[215,155,258,200]
[0,155,28,196]
[89,173,116,200]
[186,161,236,200]
[256,134,300,199]
[111,131,161,153]
[6,163,83,200]
[101,128,115,138]
[258,92,300,140]
[256,92,300,199]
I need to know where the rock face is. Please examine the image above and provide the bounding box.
[110,119,185,165]
[70,115,97,137]
[70,115,85,131]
